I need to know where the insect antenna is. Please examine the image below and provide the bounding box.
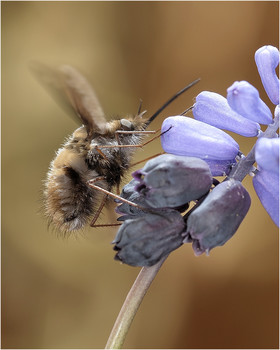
[145,78,200,126]
[180,105,194,116]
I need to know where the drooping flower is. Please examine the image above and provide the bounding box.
[132,154,213,208]
[113,209,186,267]
[255,45,280,105]
[193,90,261,136]
[161,116,239,160]
[227,81,272,125]
[183,179,251,256]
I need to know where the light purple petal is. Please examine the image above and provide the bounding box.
[227,81,272,125]
[255,137,279,174]
[255,45,280,105]
[253,168,279,227]
[193,91,260,136]
[161,116,239,161]
[204,158,237,177]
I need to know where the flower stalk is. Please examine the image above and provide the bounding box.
[229,112,279,182]
[105,256,167,349]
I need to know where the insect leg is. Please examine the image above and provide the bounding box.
[92,223,122,228]
[97,128,165,150]
[130,151,166,167]
[87,179,147,210]
[94,145,109,160]
[115,129,157,145]
[93,127,172,161]
[87,178,149,228]
[90,193,108,227]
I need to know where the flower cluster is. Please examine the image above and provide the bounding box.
[113,45,279,267]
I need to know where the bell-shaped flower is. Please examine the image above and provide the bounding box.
[132,154,213,208]
[183,179,251,256]
[161,116,239,161]
[253,168,279,227]
[193,91,260,136]
[227,81,272,125]
[112,210,186,266]
[255,45,280,105]
[255,137,279,174]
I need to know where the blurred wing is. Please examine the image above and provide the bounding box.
[30,62,107,135]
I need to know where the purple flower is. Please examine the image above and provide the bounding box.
[132,154,213,208]
[255,137,279,174]
[193,91,261,136]
[112,210,186,266]
[227,81,272,125]
[161,116,239,161]
[112,44,279,268]
[204,158,237,177]
[253,168,279,227]
[183,179,251,256]
[255,45,280,105]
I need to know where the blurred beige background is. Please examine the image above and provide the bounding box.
[2,1,279,349]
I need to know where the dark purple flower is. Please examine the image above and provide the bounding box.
[227,81,272,125]
[161,116,239,160]
[112,209,186,266]
[253,168,279,227]
[183,179,251,256]
[255,45,280,105]
[132,154,213,208]
[193,91,261,136]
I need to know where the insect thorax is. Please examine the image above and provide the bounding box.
[67,118,146,187]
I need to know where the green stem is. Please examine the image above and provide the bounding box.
[105,256,167,349]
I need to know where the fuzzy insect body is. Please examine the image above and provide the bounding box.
[45,118,146,233]
[31,62,199,233]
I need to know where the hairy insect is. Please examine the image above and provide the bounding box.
[31,63,198,233]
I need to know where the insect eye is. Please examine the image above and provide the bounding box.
[120,119,133,131]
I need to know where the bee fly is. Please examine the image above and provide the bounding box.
[31,63,199,233]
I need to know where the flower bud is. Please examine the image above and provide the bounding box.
[253,168,279,227]
[255,45,280,105]
[161,116,239,160]
[183,179,251,255]
[112,210,185,266]
[255,137,279,174]
[227,81,272,125]
[132,154,213,208]
[193,91,261,136]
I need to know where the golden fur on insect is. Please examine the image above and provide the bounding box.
[44,117,146,233]
[31,62,198,234]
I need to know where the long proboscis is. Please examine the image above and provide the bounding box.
[145,78,200,126]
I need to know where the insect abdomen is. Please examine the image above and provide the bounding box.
[44,148,106,233]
